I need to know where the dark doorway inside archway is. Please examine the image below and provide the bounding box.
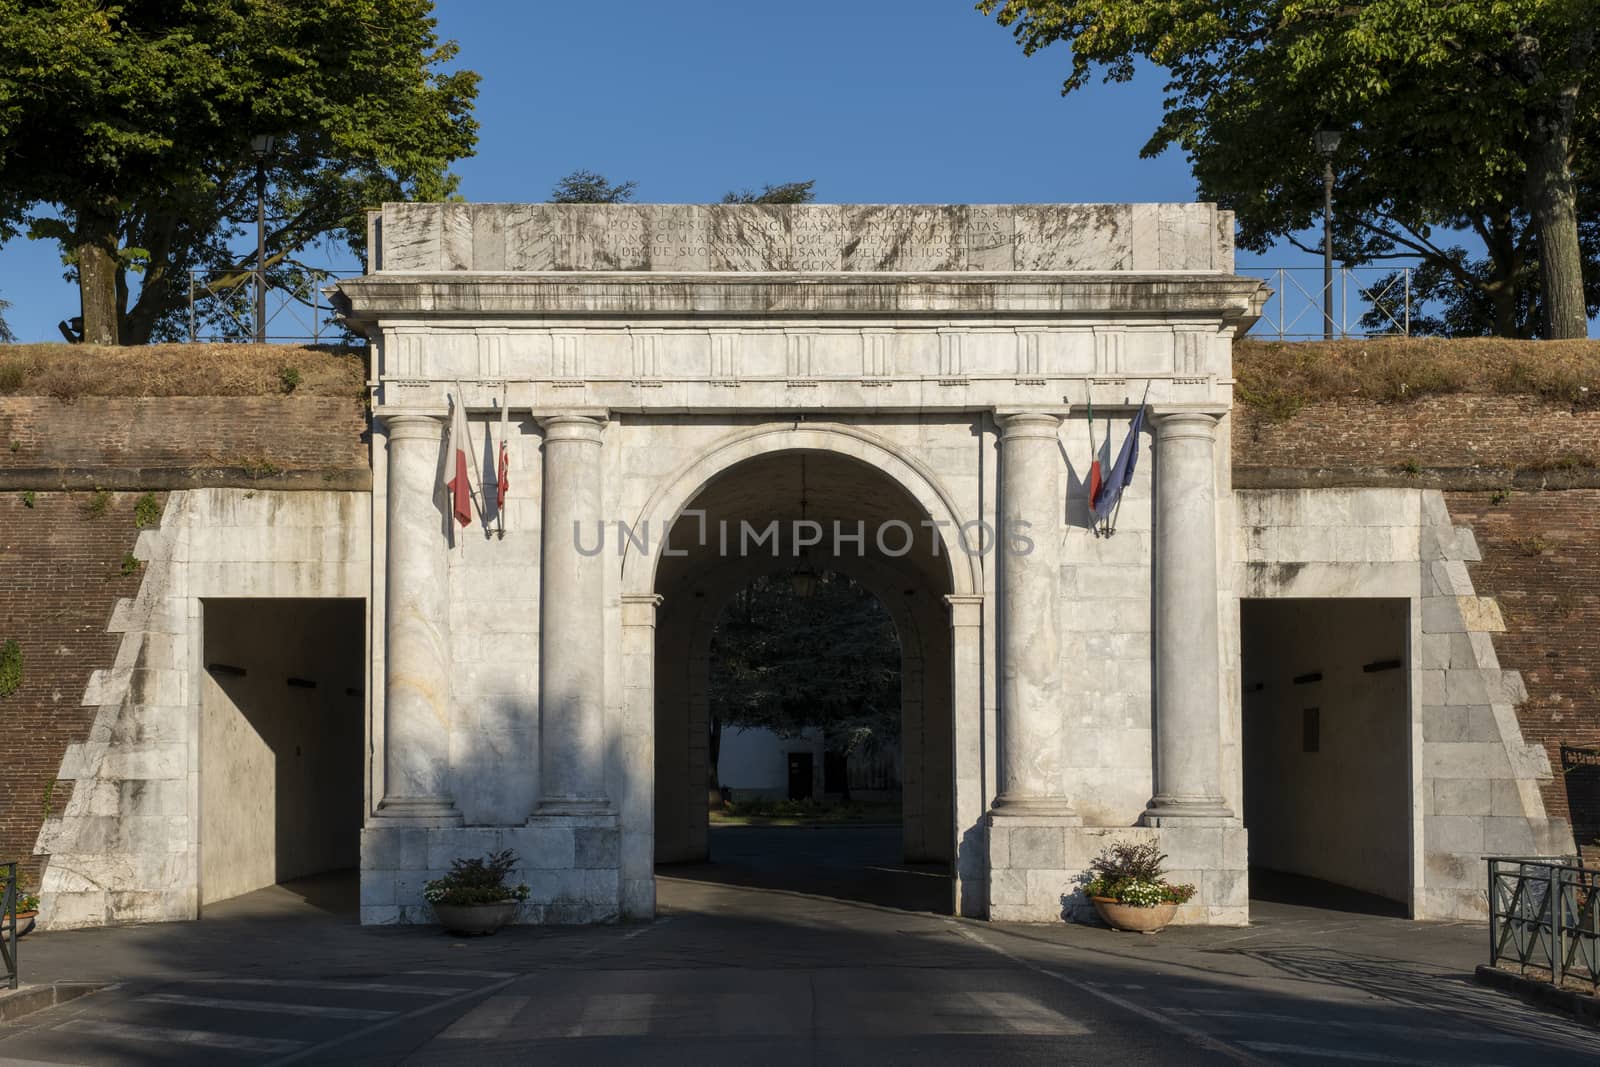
[652,449,956,915]
[199,597,364,916]
[1240,597,1411,917]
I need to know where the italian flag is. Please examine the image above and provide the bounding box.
[445,392,472,528]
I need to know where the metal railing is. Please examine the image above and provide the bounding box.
[1487,857,1600,991]
[2,860,17,990]
[187,268,362,344]
[1246,266,1415,341]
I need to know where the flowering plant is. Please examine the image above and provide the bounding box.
[1083,841,1196,907]
[424,849,530,906]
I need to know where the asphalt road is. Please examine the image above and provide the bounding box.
[1,826,1594,1065]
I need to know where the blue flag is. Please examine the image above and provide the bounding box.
[1091,406,1146,521]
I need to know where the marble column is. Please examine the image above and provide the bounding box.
[537,415,610,814]
[375,412,460,825]
[1145,412,1233,824]
[993,412,1075,817]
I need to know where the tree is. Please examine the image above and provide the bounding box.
[981,1,1597,338]
[0,293,13,344]
[722,181,817,205]
[708,571,901,793]
[0,1,478,345]
[549,170,637,204]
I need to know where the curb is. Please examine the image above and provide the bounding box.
[1474,964,1600,1026]
[0,981,107,1024]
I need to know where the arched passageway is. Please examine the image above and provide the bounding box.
[648,448,959,912]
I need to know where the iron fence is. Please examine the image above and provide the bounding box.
[1487,856,1600,991]
[1246,266,1415,341]
[187,268,362,344]
[2,860,17,990]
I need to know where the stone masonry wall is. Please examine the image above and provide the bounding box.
[1235,393,1600,865]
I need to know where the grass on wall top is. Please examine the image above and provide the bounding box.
[1235,338,1600,419]
[0,344,365,399]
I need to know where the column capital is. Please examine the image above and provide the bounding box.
[379,411,445,440]
[539,413,607,444]
[944,593,984,627]
[1152,410,1221,438]
[996,411,1061,441]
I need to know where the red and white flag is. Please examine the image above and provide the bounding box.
[444,391,472,529]
[496,386,510,515]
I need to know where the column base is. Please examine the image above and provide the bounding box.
[990,795,1082,823]
[1141,794,1235,827]
[373,796,463,827]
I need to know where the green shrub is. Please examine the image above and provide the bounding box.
[1082,840,1196,906]
[82,488,111,516]
[279,366,302,393]
[0,638,22,697]
[20,490,35,508]
[133,492,161,528]
[119,552,141,577]
[423,850,529,906]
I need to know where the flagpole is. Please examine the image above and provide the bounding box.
[1106,379,1154,537]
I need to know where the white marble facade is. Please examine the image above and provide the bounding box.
[31,203,1570,930]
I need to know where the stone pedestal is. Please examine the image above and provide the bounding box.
[374,413,460,826]
[994,412,1076,819]
[1144,412,1233,825]
[536,415,611,814]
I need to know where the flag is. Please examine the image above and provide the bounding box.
[496,388,510,512]
[444,392,471,528]
[1091,405,1147,521]
[1086,399,1104,511]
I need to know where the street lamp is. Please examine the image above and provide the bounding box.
[249,134,277,343]
[1314,129,1342,341]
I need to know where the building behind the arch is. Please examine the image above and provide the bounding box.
[13,203,1580,929]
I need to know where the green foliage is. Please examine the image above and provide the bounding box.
[133,492,161,529]
[119,552,141,577]
[279,367,302,394]
[980,1,1598,337]
[0,1,480,344]
[41,779,54,819]
[423,850,530,906]
[550,170,637,204]
[709,571,902,759]
[17,890,39,914]
[0,638,21,698]
[722,181,817,205]
[82,488,111,516]
[0,292,13,344]
[1083,840,1195,906]
[20,490,35,508]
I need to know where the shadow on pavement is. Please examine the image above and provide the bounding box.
[1248,867,1408,918]
[657,825,953,915]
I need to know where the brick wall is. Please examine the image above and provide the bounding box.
[0,396,370,488]
[1235,395,1600,484]
[1445,490,1600,861]
[0,492,151,885]
[1236,395,1600,861]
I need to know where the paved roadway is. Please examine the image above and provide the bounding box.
[1,826,1594,1065]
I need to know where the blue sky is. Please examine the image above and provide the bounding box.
[0,1,1384,341]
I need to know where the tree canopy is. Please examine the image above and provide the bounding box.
[0,293,13,344]
[981,0,1598,338]
[0,0,479,345]
[708,571,901,782]
[549,169,638,204]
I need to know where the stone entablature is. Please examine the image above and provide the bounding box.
[370,202,1235,275]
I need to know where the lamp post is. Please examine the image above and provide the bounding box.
[249,134,276,343]
[1314,129,1342,340]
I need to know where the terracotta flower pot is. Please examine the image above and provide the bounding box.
[433,901,519,936]
[1090,897,1178,934]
